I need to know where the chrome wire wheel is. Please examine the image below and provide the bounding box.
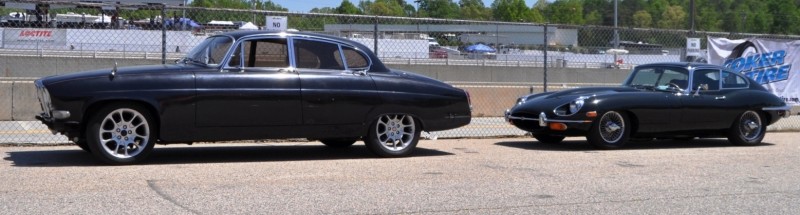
[738,110,763,141]
[97,108,150,159]
[375,114,416,152]
[598,111,625,143]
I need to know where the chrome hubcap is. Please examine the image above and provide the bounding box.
[99,108,150,158]
[599,111,625,143]
[376,115,415,151]
[739,111,762,141]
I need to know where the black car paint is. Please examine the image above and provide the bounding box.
[507,63,788,139]
[36,32,471,143]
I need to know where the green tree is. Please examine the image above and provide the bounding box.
[584,10,603,25]
[582,0,611,25]
[545,0,584,25]
[632,10,652,28]
[767,0,799,34]
[336,0,362,14]
[310,7,336,14]
[418,0,460,18]
[259,0,288,11]
[459,0,491,20]
[645,0,669,27]
[491,0,542,22]
[657,5,686,29]
[359,0,406,16]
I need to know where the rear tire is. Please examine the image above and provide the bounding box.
[587,111,630,149]
[727,110,766,146]
[533,134,565,144]
[85,103,157,165]
[364,114,420,157]
[320,138,358,148]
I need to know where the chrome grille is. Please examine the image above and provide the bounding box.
[34,80,53,118]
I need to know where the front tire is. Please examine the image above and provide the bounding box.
[533,134,565,144]
[587,111,630,149]
[364,114,421,157]
[728,110,766,146]
[85,103,157,165]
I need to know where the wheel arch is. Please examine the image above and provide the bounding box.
[620,110,640,135]
[81,99,161,139]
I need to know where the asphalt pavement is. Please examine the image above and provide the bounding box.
[3,116,800,144]
[2,133,799,214]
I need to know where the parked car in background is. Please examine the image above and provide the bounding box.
[429,46,448,58]
[505,62,792,149]
[35,31,472,164]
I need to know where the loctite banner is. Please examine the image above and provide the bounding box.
[2,28,67,48]
[707,36,799,106]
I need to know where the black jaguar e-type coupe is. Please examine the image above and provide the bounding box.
[35,31,471,164]
[505,62,792,149]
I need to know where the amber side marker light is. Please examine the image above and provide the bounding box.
[586,111,598,118]
[549,122,568,131]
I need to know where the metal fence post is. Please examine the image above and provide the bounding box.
[543,23,548,93]
[161,4,167,65]
[373,16,378,57]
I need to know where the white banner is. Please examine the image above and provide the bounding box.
[2,28,67,49]
[707,36,799,105]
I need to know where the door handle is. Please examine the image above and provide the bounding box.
[715,96,726,100]
[278,68,295,73]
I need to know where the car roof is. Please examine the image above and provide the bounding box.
[215,30,390,72]
[636,62,728,71]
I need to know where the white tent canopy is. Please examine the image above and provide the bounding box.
[239,22,258,30]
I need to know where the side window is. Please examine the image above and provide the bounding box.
[721,71,748,88]
[239,38,289,68]
[657,69,688,89]
[692,69,720,91]
[341,46,369,69]
[293,39,345,70]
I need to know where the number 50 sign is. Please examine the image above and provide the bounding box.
[266,16,288,31]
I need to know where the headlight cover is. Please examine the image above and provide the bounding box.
[515,96,527,106]
[555,96,590,116]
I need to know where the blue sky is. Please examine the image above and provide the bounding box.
[267,0,543,13]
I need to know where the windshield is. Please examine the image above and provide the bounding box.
[184,36,234,66]
[624,67,689,91]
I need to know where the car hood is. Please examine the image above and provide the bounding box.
[40,64,190,85]
[540,86,636,99]
[514,86,637,109]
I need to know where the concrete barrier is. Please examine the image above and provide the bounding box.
[1,56,161,77]
[0,82,11,120]
[390,64,629,84]
[11,81,39,120]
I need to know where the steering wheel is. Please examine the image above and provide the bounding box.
[668,83,683,91]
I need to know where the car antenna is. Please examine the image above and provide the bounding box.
[110,61,117,80]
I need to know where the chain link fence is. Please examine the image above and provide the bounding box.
[1,1,798,144]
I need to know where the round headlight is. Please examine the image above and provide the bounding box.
[569,97,588,114]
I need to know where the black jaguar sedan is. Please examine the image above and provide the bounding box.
[505,62,792,149]
[35,31,472,164]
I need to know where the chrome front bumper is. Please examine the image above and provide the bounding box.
[505,109,593,126]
